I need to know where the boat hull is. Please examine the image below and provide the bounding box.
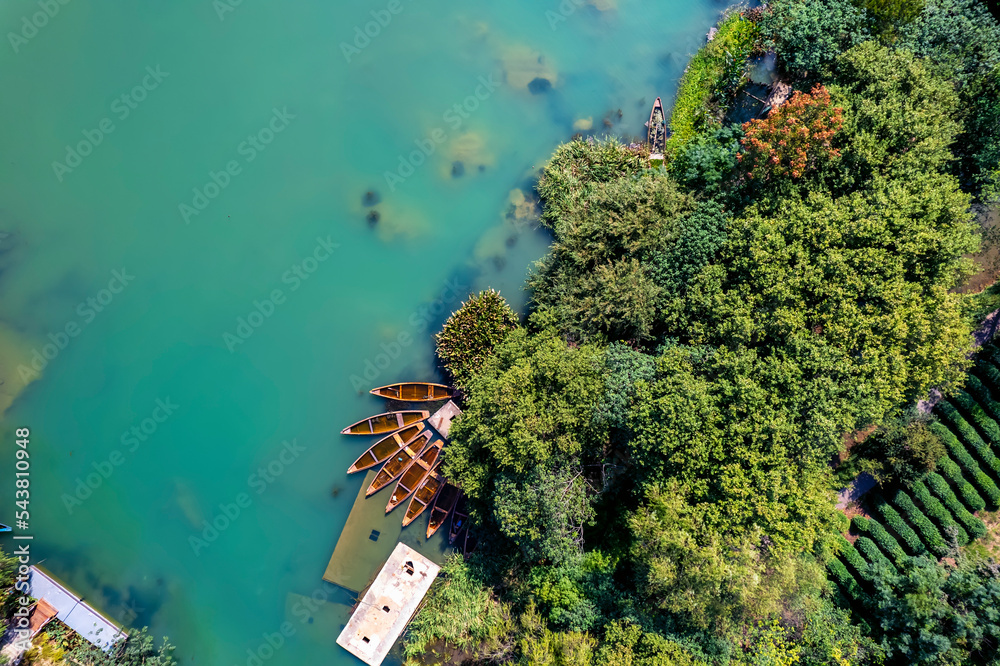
[347,423,426,474]
[426,484,461,539]
[449,495,469,544]
[402,463,444,527]
[370,382,454,402]
[366,433,434,496]
[387,446,442,514]
[340,410,429,436]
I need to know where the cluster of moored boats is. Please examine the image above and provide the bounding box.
[341,381,475,552]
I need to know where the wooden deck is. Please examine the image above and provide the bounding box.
[427,400,462,440]
[323,469,452,594]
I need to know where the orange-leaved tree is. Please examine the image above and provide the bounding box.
[738,84,844,181]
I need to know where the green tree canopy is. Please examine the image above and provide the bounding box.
[831,42,962,185]
[435,288,519,390]
[699,175,977,433]
[870,554,1000,664]
[761,0,871,76]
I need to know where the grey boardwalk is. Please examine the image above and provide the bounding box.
[28,566,126,649]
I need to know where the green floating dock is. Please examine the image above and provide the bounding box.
[324,469,453,594]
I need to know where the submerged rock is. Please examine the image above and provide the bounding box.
[501,44,558,91]
[443,132,495,178]
[362,190,380,207]
[366,210,380,226]
[528,77,552,95]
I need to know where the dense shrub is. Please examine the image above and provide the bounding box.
[911,479,969,545]
[852,515,908,564]
[925,472,988,539]
[974,357,1000,393]
[958,66,1000,200]
[668,124,743,195]
[831,42,964,185]
[403,556,513,662]
[930,418,1000,492]
[826,558,866,604]
[67,627,176,666]
[935,400,1000,477]
[980,343,1000,368]
[760,0,870,75]
[898,0,1000,83]
[739,84,844,181]
[666,12,760,152]
[836,534,874,581]
[871,497,926,555]
[963,374,1000,425]
[855,536,898,575]
[891,490,950,557]
[436,289,519,390]
[536,139,647,228]
[854,0,925,36]
[949,391,1000,448]
[850,417,945,485]
[869,552,1000,665]
[935,452,990,511]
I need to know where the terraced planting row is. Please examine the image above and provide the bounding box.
[826,344,1000,607]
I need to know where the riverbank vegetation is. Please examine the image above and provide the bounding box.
[0,548,175,666]
[407,0,1000,664]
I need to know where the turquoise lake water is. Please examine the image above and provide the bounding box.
[0,1,722,663]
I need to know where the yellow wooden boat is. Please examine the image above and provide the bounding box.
[426,482,461,539]
[366,433,433,496]
[340,410,429,435]
[369,382,454,402]
[385,441,442,513]
[347,424,427,474]
[397,460,444,520]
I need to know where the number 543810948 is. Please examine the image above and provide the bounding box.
[15,427,29,516]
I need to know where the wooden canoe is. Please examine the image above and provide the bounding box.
[401,462,444,525]
[347,424,427,474]
[449,494,469,544]
[366,433,434,496]
[463,529,479,555]
[426,483,461,539]
[646,96,665,158]
[369,382,454,402]
[387,443,443,514]
[340,410,429,436]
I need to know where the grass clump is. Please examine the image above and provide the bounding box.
[665,11,760,154]
[403,555,513,664]
[436,289,519,391]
